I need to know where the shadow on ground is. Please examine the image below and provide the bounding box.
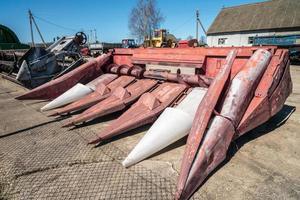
[68,110,123,130]
[94,124,152,148]
[0,116,68,139]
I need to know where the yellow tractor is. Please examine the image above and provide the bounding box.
[144,29,177,48]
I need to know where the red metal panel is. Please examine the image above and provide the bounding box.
[62,79,158,127]
[88,82,187,144]
[132,53,205,68]
[86,74,118,88]
[269,64,292,116]
[113,49,134,67]
[113,46,277,62]
[205,57,248,78]
[237,49,292,136]
[113,47,277,77]
[177,40,190,48]
[178,39,198,48]
[121,46,276,57]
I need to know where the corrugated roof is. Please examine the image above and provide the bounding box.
[207,0,300,35]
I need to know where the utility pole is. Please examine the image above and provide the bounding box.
[196,10,199,42]
[94,29,97,43]
[29,10,35,47]
[90,30,93,44]
[196,10,207,42]
[28,9,47,47]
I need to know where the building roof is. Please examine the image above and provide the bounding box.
[207,0,300,35]
[0,24,20,43]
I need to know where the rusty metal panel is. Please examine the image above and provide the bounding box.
[254,49,288,98]
[269,64,292,116]
[237,49,292,136]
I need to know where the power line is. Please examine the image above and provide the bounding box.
[32,14,78,32]
[171,15,194,33]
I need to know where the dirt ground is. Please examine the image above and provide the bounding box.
[0,65,299,200]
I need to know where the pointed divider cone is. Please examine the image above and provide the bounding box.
[41,74,117,111]
[16,60,31,81]
[122,87,207,168]
[41,84,92,111]
[62,79,158,127]
[88,82,187,145]
[48,76,135,116]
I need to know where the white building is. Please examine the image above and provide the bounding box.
[207,0,300,47]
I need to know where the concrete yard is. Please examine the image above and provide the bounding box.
[0,65,299,200]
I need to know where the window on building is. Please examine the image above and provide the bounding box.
[218,38,227,45]
[248,37,254,44]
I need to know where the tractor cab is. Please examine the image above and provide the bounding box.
[153,29,166,41]
[121,39,137,48]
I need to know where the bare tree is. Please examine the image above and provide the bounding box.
[128,0,164,43]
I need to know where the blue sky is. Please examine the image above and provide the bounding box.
[1,0,264,43]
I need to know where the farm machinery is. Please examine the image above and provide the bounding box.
[143,29,177,48]
[0,32,87,88]
[15,46,292,199]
